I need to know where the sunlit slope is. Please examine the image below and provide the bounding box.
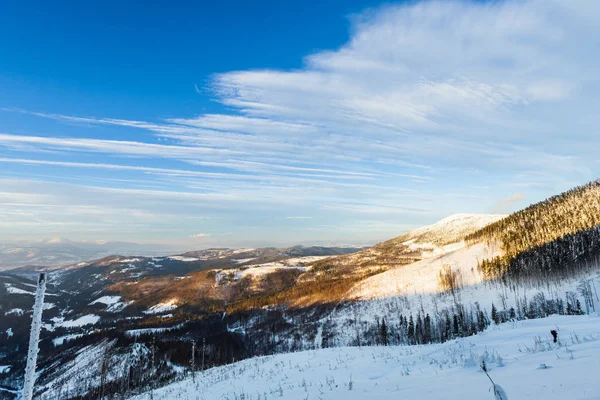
[309,214,504,276]
[466,180,600,280]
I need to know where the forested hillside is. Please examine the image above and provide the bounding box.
[466,180,600,280]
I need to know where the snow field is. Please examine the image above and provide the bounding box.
[89,295,128,312]
[56,314,101,329]
[125,323,185,337]
[348,241,501,300]
[144,299,179,314]
[132,315,600,400]
[167,256,200,262]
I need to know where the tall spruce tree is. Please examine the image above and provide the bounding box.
[408,315,415,345]
[380,318,388,346]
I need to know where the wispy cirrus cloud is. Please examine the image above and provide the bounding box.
[0,133,236,158]
[1,0,599,245]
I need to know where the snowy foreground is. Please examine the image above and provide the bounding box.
[132,315,600,400]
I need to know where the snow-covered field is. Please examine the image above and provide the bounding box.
[89,295,128,312]
[133,314,600,400]
[213,255,330,288]
[56,314,100,328]
[167,256,200,262]
[4,308,24,316]
[125,323,184,337]
[400,213,505,245]
[5,283,35,295]
[144,298,179,314]
[52,333,84,346]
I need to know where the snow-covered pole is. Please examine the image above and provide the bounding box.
[22,273,47,400]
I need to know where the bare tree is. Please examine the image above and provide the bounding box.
[99,341,112,400]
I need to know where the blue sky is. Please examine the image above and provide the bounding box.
[0,0,599,249]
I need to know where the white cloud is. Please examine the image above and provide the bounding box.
[526,80,573,101]
[189,233,211,238]
[492,193,526,214]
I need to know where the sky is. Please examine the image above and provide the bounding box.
[0,0,599,249]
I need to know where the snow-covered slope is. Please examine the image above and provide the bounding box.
[348,241,501,300]
[399,213,506,246]
[310,213,505,276]
[132,314,600,400]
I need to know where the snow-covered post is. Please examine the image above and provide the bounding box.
[22,273,47,400]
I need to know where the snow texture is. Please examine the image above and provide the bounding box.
[348,241,500,299]
[125,323,185,337]
[5,284,34,295]
[132,315,600,400]
[144,299,179,314]
[494,384,509,400]
[401,213,506,245]
[57,314,101,328]
[167,256,199,262]
[89,295,127,312]
[52,334,84,346]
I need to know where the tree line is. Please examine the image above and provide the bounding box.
[465,180,600,280]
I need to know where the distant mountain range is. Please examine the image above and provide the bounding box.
[0,239,183,271]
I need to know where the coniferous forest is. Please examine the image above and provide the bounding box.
[466,180,600,280]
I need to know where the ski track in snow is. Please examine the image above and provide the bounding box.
[132,315,600,400]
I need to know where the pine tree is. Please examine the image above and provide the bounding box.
[407,315,415,345]
[491,303,499,324]
[415,314,423,344]
[453,314,460,337]
[380,318,388,346]
[477,311,486,332]
[444,314,452,340]
[423,314,432,344]
[576,299,584,315]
